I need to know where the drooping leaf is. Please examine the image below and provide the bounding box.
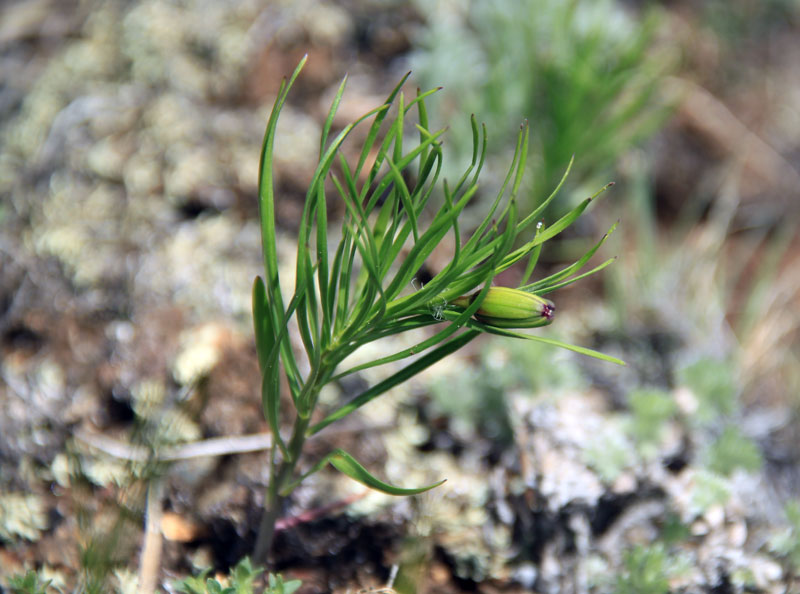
[329,449,446,495]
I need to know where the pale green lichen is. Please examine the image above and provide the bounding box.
[0,493,48,542]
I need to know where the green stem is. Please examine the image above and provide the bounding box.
[252,480,283,565]
[252,383,319,564]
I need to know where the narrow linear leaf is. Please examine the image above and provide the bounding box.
[469,320,626,365]
[518,155,575,230]
[354,71,412,179]
[520,223,544,286]
[280,449,445,497]
[534,257,617,294]
[524,221,618,291]
[320,75,348,158]
[252,276,272,375]
[309,330,479,435]
[329,449,445,495]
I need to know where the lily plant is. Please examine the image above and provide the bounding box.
[251,56,623,561]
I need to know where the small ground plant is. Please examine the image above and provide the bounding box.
[251,57,622,561]
[175,558,301,594]
[7,571,52,594]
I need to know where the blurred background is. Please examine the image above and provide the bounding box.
[1,0,799,591]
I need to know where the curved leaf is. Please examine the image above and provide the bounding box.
[328,449,445,495]
[251,276,272,375]
[468,320,626,366]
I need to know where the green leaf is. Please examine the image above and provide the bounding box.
[382,183,482,311]
[320,75,347,158]
[525,221,618,292]
[328,449,445,495]
[231,557,264,594]
[532,257,617,294]
[309,330,480,435]
[266,573,303,594]
[616,544,670,594]
[252,276,273,375]
[465,320,626,365]
[354,71,411,182]
[258,55,306,321]
[173,569,212,594]
[330,276,497,381]
[518,155,574,231]
[520,221,544,286]
[502,182,613,272]
[261,281,318,456]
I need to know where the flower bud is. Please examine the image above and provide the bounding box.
[452,287,555,328]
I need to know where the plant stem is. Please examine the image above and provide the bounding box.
[253,389,317,564]
[253,481,284,565]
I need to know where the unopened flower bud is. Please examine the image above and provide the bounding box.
[452,287,555,328]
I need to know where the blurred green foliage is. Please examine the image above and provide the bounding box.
[175,558,301,594]
[677,357,763,488]
[626,388,677,456]
[615,544,671,594]
[769,500,800,573]
[7,571,52,594]
[429,339,584,445]
[582,427,634,483]
[678,358,738,423]
[689,470,731,515]
[411,0,672,214]
[705,425,762,476]
[701,0,800,43]
[615,542,691,594]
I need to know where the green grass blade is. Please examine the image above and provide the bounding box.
[450,115,481,197]
[348,314,441,342]
[362,126,447,217]
[256,57,310,406]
